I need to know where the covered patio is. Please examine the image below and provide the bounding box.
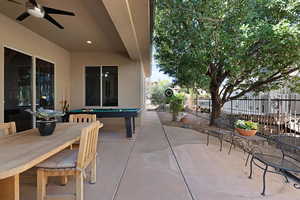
[0,0,299,199]
[19,112,299,200]
[0,0,153,199]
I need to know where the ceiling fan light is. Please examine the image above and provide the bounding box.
[86,40,92,44]
[27,7,45,18]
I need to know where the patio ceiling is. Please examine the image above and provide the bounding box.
[0,0,152,76]
[0,0,127,52]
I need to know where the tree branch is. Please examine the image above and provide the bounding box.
[228,67,298,100]
[246,40,269,57]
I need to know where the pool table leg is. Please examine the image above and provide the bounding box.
[132,117,136,133]
[0,175,20,200]
[125,117,133,138]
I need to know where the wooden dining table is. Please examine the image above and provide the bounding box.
[0,123,90,200]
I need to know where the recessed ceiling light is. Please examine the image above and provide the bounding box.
[86,40,92,44]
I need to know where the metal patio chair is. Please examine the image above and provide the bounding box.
[206,128,233,152]
[248,134,300,196]
[206,116,236,152]
[228,132,267,166]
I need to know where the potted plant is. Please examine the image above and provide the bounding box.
[168,93,185,121]
[234,120,258,136]
[27,108,64,136]
[180,113,188,123]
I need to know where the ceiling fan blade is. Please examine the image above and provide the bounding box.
[43,7,75,16]
[29,0,38,7]
[44,14,64,29]
[7,0,23,5]
[16,12,30,21]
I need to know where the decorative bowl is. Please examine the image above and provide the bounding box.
[37,120,56,136]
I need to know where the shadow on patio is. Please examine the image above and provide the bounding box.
[20,112,299,200]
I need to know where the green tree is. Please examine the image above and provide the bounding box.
[154,0,300,125]
[150,80,171,105]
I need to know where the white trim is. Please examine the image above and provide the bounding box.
[32,57,36,128]
[3,45,34,57]
[82,66,85,107]
[100,66,103,107]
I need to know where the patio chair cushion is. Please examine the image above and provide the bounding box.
[37,149,78,169]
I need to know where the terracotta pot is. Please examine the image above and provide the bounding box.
[180,117,188,123]
[235,128,257,136]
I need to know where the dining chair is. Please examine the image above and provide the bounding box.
[36,121,103,200]
[0,122,16,136]
[69,114,97,123]
[62,114,98,185]
[69,114,97,147]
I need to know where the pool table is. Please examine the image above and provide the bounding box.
[66,108,141,138]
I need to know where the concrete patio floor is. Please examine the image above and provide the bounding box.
[20,111,299,200]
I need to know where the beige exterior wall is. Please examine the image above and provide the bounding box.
[139,63,147,125]
[0,12,148,125]
[70,52,145,127]
[0,13,71,122]
[70,52,143,109]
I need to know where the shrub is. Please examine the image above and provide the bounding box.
[169,93,185,121]
[150,80,171,106]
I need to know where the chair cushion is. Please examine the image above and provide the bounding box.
[37,149,78,169]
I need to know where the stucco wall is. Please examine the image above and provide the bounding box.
[0,13,147,126]
[70,52,142,109]
[0,13,71,122]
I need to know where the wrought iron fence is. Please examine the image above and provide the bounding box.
[196,95,300,136]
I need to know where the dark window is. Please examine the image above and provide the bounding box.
[36,58,54,109]
[85,66,118,106]
[85,67,101,106]
[4,47,33,131]
[102,66,118,106]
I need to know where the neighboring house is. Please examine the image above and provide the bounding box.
[222,87,300,115]
[0,0,153,130]
[198,87,300,115]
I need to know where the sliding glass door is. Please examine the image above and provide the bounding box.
[85,67,101,106]
[102,66,118,106]
[36,58,55,109]
[85,66,118,107]
[4,47,55,131]
[4,47,33,131]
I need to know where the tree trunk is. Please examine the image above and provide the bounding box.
[209,87,223,126]
[172,112,178,121]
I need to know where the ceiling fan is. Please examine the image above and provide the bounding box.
[7,0,75,29]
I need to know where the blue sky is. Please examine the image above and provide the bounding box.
[151,49,171,82]
[151,61,171,82]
